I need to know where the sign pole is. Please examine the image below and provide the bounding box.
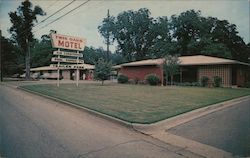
[76,51,79,87]
[57,49,60,87]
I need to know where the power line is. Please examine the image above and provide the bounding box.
[34,0,76,28]
[33,0,91,33]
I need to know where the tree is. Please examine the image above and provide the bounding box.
[163,55,180,85]
[149,16,176,58]
[99,8,156,61]
[30,34,53,68]
[9,0,45,79]
[170,10,249,62]
[1,36,24,76]
[98,10,115,60]
[94,58,112,85]
[83,47,106,65]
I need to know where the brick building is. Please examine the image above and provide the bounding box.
[115,55,250,87]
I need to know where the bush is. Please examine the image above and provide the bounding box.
[145,74,160,86]
[118,74,128,84]
[245,81,250,88]
[134,77,139,84]
[200,76,209,87]
[191,82,201,87]
[213,76,222,87]
[128,79,135,84]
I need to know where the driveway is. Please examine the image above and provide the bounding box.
[0,85,197,158]
[168,99,250,157]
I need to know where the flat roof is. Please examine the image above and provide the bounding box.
[31,63,95,71]
[116,55,250,67]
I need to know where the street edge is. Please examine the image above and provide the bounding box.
[17,86,134,129]
[15,85,250,132]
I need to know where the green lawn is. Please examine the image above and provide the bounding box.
[21,83,250,124]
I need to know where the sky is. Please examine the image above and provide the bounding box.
[0,0,249,52]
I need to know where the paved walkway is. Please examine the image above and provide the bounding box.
[168,100,250,157]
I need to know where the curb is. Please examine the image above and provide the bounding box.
[17,86,134,129]
[12,84,250,133]
[132,95,250,133]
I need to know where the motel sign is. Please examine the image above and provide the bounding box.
[51,34,86,51]
[50,33,86,87]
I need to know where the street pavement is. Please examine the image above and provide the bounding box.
[0,84,197,158]
[168,99,250,157]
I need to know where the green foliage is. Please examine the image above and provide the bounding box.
[117,74,129,84]
[99,8,249,63]
[99,8,159,61]
[145,74,160,86]
[212,76,222,87]
[200,76,209,87]
[83,47,106,65]
[1,36,24,76]
[245,82,250,88]
[177,82,201,87]
[30,35,53,68]
[8,0,45,79]
[94,58,112,85]
[163,55,180,85]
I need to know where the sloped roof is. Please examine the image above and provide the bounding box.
[116,55,250,67]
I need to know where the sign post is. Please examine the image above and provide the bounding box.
[50,33,86,87]
[57,49,60,87]
[76,51,79,87]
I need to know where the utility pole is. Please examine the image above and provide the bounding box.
[0,30,3,82]
[106,9,110,61]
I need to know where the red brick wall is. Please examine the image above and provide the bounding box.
[120,65,163,82]
[198,65,232,87]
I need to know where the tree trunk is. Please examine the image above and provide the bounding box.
[102,80,104,86]
[25,51,30,80]
[25,40,30,80]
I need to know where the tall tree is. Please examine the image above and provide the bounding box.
[170,10,249,62]
[150,16,176,58]
[9,0,45,79]
[99,8,156,61]
[98,9,115,60]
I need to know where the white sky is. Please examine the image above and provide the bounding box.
[0,0,249,52]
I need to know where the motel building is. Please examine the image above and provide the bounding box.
[30,63,94,80]
[114,55,250,87]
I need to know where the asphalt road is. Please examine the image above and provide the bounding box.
[168,98,250,157]
[0,85,188,158]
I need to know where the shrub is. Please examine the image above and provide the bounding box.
[128,79,135,84]
[134,77,139,84]
[200,76,209,87]
[191,82,201,87]
[244,81,250,88]
[145,74,160,86]
[117,74,128,84]
[213,76,222,87]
